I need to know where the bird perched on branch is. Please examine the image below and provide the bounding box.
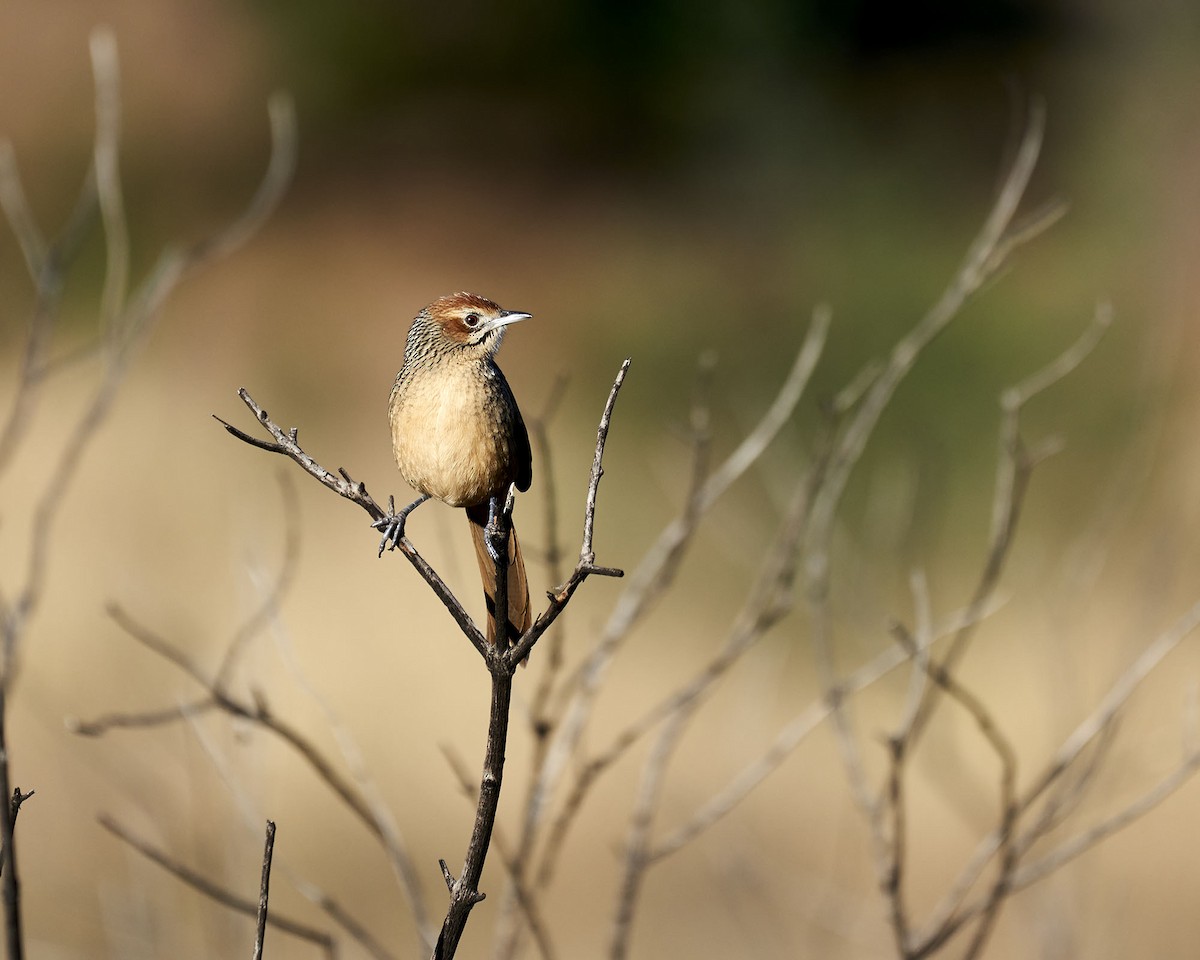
[378,292,533,647]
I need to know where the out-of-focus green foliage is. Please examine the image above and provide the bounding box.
[247,0,1066,165]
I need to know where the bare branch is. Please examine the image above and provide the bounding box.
[801,107,1052,839]
[67,697,218,736]
[918,595,1200,950]
[495,374,586,960]
[609,706,680,960]
[432,672,511,959]
[218,389,488,653]
[0,143,47,277]
[507,360,631,666]
[271,606,432,948]
[526,375,571,734]
[697,305,831,511]
[78,608,406,881]
[534,315,827,885]
[1012,749,1200,889]
[90,27,129,337]
[105,603,213,688]
[891,571,933,740]
[3,52,296,683]
[889,625,1019,960]
[294,885,397,960]
[99,815,334,958]
[0,787,33,884]
[919,304,1113,753]
[578,360,631,566]
[0,166,96,481]
[440,746,558,960]
[185,709,401,960]
[253,820,277,960]
[1025,596,1200,813]
[609,427,837,958]
[652,643,911,860]
[423,363,631,959]
[214,472,303,692]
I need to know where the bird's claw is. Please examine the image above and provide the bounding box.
[373,493,431,557]
[484,520,506,565]
[373,512,405,557]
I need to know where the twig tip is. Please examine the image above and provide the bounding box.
[88,25,118,67]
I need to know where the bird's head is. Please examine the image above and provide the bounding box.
[409,292,531,362]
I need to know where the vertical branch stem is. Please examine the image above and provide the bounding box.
[434,669,514,959]
[0,689,22,960]
[253,820,277,960]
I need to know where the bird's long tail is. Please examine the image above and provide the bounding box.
[467,502,532,649]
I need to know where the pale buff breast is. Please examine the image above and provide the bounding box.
[389,367,512,507]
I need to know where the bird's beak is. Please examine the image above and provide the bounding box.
[496,310,532,327]
[472,309,531,342]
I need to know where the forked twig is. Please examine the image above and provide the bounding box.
[218,360,628,960]
[0,28,294,960]
[802,104,1053,845]
[431,362,630,960]
[532,313,828,890]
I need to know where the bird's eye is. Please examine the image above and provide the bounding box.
[464,313,481,328]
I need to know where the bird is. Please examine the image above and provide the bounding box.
[378,292,533,649]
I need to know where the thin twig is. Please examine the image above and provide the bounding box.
[185,699,399,960]
[78,605,402,875]
[0,787,34,880]
[506,361,631,666]
[609,707,681,960]
[526,374,571,735]
[429,364,630,959]
[0,26,292,960]
[253,820,277,960]
[496,374,574,960]
[917,594,1200,949]
[0,143,46,277]
[214,472,303,692]
[534,317,827,886]
[889,625,1019,960]
[4,52,295,681]
[217,389,488,653]
[533,363,716,889]
[906,302,1113,746]
[1024,595,1200,814]
[922,747,1200,952]
[1011,748,1200,889]
[99,815,334,958]
[270,600,432,949]
[67,697,218,736]
[0,153,95,479]
[609,436,833,959]
[651,639,917,860]
[802,105,1052,845]
[90,28,129,340]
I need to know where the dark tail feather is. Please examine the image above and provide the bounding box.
[467,503,532,653]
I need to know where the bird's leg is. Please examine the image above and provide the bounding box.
[373,493,431,557]
[483,493,510,565]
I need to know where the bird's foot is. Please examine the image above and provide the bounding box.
[484,517,508,564]
[483,496,512,565]
[373,493,431,557]
[373,512,405,557]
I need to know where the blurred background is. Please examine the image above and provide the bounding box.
[1,0,1199,957]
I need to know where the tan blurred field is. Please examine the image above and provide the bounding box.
[1,2,1200,958]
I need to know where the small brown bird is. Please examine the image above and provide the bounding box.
[379,292,533,647]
